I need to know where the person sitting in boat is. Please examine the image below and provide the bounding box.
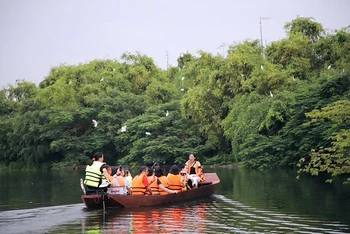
[179,164,191,190]
[185,153,205,188]
[115,164,125,177]
[105,166,127,195]
[132,166,155,195]
[84,152,111,194]
[124,169,132,195]
[146,161,157,177]
[166,165,186,192]
[149,166,178,195]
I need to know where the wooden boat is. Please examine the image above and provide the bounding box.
[81,173,220,209]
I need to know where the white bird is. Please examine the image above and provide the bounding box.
[182,77,185,80]
[100,78,104,82]
[121,125,127,132]
[270,91,274,98]
[69,81,72,84]
[261,65,264,70]
[166,110,169,117]
[180,88,184,92]
[207,89,211,92]
[92,119,98,128]
[113,68,116,71]
[292,76,296,81]
[327,65,332,70]
[145,132,151,135]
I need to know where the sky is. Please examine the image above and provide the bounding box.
[0,0,349,88]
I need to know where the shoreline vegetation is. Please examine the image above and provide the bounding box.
[0,163,241,172]
[0,17,349,183]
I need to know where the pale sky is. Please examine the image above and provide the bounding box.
[0,0,349,88]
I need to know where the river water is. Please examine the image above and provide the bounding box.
[0,167,349,233]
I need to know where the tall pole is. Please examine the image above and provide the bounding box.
[259,17,263,48]
[259,16,271,55]
[217,43,226,57]
[166,51,169,77]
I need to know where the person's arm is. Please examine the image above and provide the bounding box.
[101,168,111,183]
[159,184,178,194]
[100,165,112,183]
[157,179,177,194]
[142,175,155,195]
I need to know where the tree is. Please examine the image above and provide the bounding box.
[298,99,350,183]
[284,17,324,43]
[115,101,206,167]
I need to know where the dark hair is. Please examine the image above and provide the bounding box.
[111,167,117,175]
[105,165,111,170]
[145,162,155,176]
[155,167,164,177]
[93,152,104,161]
[169,165,180,175]
[139,166,148,174]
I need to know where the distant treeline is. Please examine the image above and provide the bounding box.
[0,17,349,183]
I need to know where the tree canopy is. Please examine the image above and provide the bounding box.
[0,18,349,183]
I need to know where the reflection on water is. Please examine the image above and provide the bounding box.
[0,167,350,233]
[1,196,349,234]
[92,201,209,234]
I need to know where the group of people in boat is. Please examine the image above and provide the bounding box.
[83,152,205,195]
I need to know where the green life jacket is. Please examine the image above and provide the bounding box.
[84,161,105,187]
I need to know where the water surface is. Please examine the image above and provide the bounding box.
[0,167,349,233]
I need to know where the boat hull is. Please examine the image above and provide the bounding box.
[81,173,220,209]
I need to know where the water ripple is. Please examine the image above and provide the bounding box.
[213,194,350,233]
[0,196,349,233]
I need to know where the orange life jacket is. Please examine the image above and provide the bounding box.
[158,176,169,195]
[132,175,147,195]
[167,173,183,192]
[148,176,159,195]
[112,176,126,188]
[187,161,205,181]
[108,176,127,194]
[116,177,125,186]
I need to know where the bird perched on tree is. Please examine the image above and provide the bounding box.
[121,125,127,132]
[92,119,98,128]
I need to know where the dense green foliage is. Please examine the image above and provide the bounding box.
[0,18,349,182]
